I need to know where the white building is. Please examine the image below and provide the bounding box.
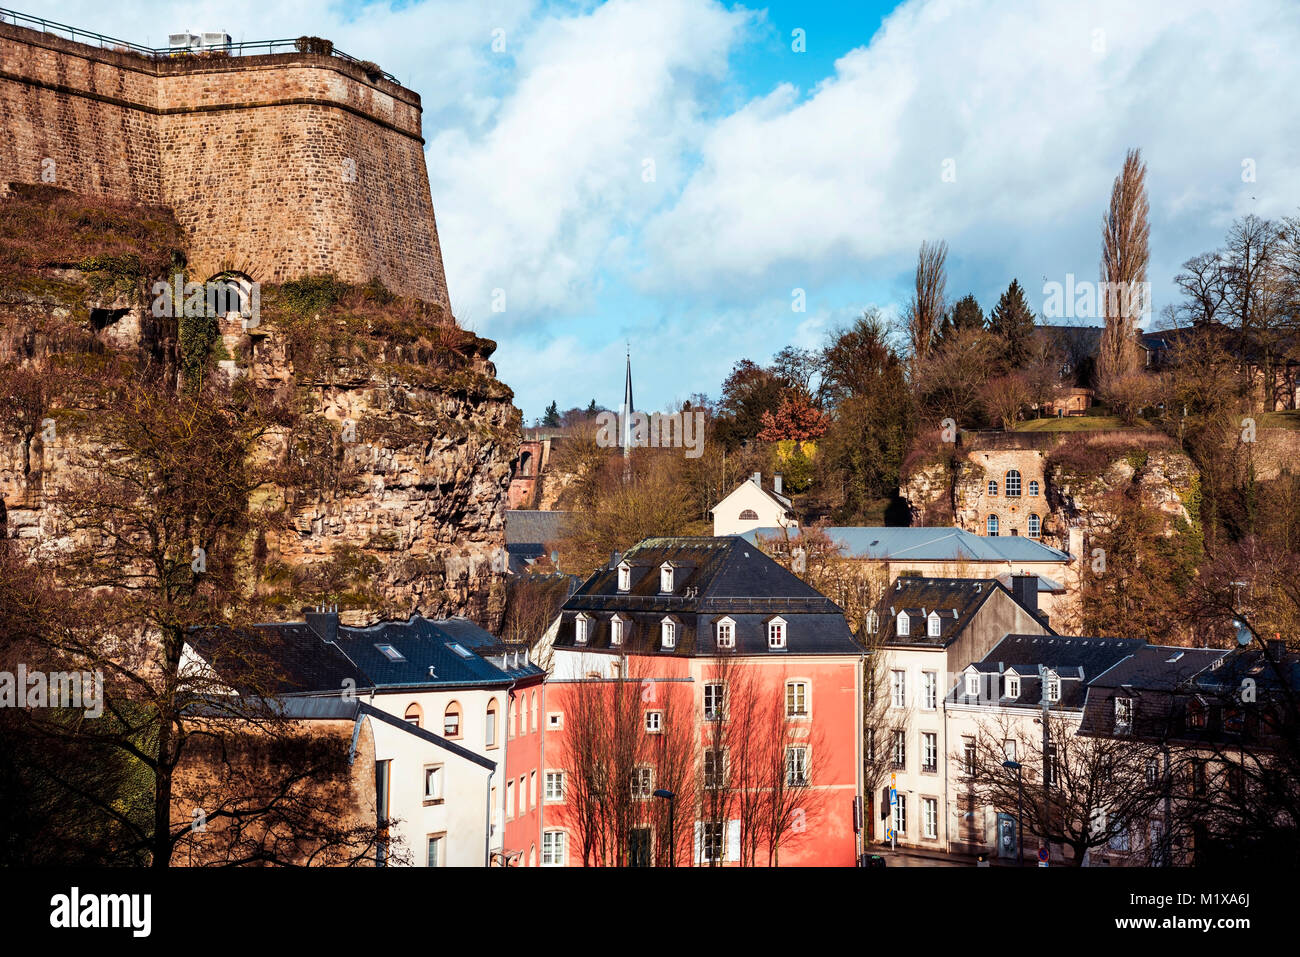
[710,472,798,537]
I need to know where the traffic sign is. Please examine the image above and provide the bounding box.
[1037,846,1049,863]
[889,788,897,806]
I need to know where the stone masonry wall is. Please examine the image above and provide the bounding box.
[0,21,450,307]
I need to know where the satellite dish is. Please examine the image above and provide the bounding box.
[1233,619,1252,647]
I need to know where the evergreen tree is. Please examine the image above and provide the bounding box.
[584,398,599,416]
[936,293,984,345]
[987,279,1037,370]
[542,401,560,427]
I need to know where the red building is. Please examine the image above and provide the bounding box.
[534,536,865,866]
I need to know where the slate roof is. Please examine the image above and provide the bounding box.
[949,634,1145,710]
[556,536,860,657]
[870,577,1047,648]
[189,614,543,696]
[712,476,793,515]
[743,526,1070,563]
[505,509,573,546]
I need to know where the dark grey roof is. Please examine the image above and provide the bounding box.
[1087,645,1227,692]
[556,536,860,657]
[948,634,1145,710]
[505,509,574,545]
[189,614,543,696]
[870,577,1046,648]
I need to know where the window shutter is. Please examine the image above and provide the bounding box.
[693,822,704,866]
[727,820,741,863]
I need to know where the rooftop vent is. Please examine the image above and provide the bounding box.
[1167,651,1184,662]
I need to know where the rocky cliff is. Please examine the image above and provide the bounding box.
[0,185,519,628]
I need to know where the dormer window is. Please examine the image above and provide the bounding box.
[660,562,674,594]
[896,612,910,636]
[661,617,676,649]
[965,673,980,697]
[617,561,631,592]
[926,612,941,638]
[1045,672,1060,703]
[988,480,998,496]
[768,617,787,650]
[1005,675,1020,698]
[574,614,590,644]
[610,615,625,646]
[716,617,735,649]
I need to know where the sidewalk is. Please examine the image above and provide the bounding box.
[864,843,987,867]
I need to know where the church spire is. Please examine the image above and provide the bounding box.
[620,344,634,458]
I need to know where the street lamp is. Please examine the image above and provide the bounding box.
[1002,759,1024,866]
[653,788,676,867]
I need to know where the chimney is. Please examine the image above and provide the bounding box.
[1267,637,1286,659]
[1011,573,1038,617]
[610,550,621,569]
[305,604,340,644]
[752,471,762,487]
[774,473,783,495]
[1068,526,1085,559]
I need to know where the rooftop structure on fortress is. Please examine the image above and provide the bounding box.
[0,7,452,308]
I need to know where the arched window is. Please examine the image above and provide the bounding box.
[574,613,590,644]
[404,703,422,728]
[987,480,998,496]
[509,699,516,739]
[531,691,539,733]
[519,450,533,477]
[987,514,1000,536]
[529,844,537,868]
[716,617,735,649]
[1028,513,1041,538]
[1029,480,1040,496]
[205,270,256,321]
[661,617,676,648]
[486,699,499,748]
[739,509,759,521]
[1005,470,1021,497]
[927,612,942,637]
[866,610,879,634]
[443,701,462,738]
[610,615,625,646]
[660,562,675,593]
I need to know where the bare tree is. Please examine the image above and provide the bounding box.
[1098,148,1149,395]
[905,240,949,370]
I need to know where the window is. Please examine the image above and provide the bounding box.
[701,821,726,862]
[987,514,999,536]
[617,562,631,592]
[531,691,539,732]
[927,612,941,638]
[716,617,735,649]
[529,771,537,809]
[892,794,907,836]
[610,615,624,646]
[1029,480,1040,496]
[645,710,663,733]
[630,766,653,800]
[426,834,444,867]
[891,730,906,770]
[486,699,499,748]
[704,682,726,721]
[548,712,563,729]
[542,830,566,866]
[404,703,422,727]
[1186,696,1207,730]
[1224,706,1245,734]
[988,479,998,496]
[865,610,879,634]
[738,509,759,521]
[965,673,980,698]
[423,765,444,801]
[1028,513,1041,538]
[896,612,910,636]
[963,737,977,776]
[768,617,787,649]
[443,702,462,738]
[923,671,938,710]
[661,617,676,649]
[506,779,515,819]
[1046,673,1060,703]
[1190,759,1207,796]
[1114,697,1133,734]
[508,700,516,739]
[891,670,906,708]
[544,771,565,802]
[785,746,809,786]
[574,614,590,644]
[1003,739,1017,761]
[1045,744,1059,787]
[1108,825,1131,853]
[1005,470,1022,497]
[376,643,405,662]
[1145,758,1160,786]
[1005,675,1020,698]
[704,749,728,789]
[660,562,674,593]
[786,680,808,717]
[922,732,937,772]
[922,797,938,839]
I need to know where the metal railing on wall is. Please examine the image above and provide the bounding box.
[0,6,398,83]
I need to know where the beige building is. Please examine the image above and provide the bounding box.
[711,473,798,537]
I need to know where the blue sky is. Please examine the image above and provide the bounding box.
[40,0,1300,422]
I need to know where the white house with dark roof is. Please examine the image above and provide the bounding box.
[710,472,798,537]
